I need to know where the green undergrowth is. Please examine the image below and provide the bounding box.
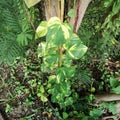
[0,0,120,120]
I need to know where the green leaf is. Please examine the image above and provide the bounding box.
[59,81,71,97]
[104,1,112,7]
[55,26,66,45]
[47,75,57,88]
[41,94,48,102]
[61,24,70,41]
[112,1,120,14]
[17,32,32,46]
[68,9,76,18]
[63,112,68,119]
[37,93,48,102]
[67,44,87,59]
[47,24,66,45]
[107,103,116,115]
[24,0,41,8]
[17,21,32,46]
[35,21,48,39]
[44,54,59,65]
[64,33,82,50]
[46,17,70,46]
[89,109,102,117]
[0,34,23,65]
[48,17,61,26]
[40,86,45,93]
[56,66,75,82]
[112,86,120,94]
[49,81,71,107]
[37,42,46,57]
[64,97,73,106]
[5,104,13,113]
[109,77,119,88]
[100,102,116,115]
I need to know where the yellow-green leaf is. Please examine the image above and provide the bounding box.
[24,0,41,8]
[67,44,87,59]
[35,21,48,39]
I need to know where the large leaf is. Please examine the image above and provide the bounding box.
[17,32,32,46]
[67,44,87,59]
[46,25,65,46]
[64,34,87,59]
[48,17,61,26]
[0,0,32,64]
[49,26,65,45]
[24,0,41,8]
[64,33,82,49]
[46,17,70,46]
[35,21,48,39]
[17,21,33,46]
[0,33,23,65]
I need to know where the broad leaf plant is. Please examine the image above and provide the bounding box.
[36,17,87,108]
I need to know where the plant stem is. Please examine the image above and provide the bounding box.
[58,45,63,67]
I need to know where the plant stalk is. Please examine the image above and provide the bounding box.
[58,45,63,67]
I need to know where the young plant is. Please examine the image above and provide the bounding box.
[36,17,87,109]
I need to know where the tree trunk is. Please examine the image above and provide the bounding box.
[44,0,91,33]
[44,0,64,22]
[69,0,91,33]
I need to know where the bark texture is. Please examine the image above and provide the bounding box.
[44,0,91,33]
[44,0,64,21]
[69,0,91,33]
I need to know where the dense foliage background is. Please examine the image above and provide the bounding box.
[0,0,120,120]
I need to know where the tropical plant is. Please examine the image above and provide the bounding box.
[0,0,120,119]
[0,0,33,64]
[36,17,87,110]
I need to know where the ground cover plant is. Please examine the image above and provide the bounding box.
[0,0,120,120]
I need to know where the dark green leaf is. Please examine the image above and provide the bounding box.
[89,109,102,117]
[63,112,68,119]
[109,77,119,88]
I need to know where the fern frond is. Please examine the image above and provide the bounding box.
[0,0,33,64]
[0,33,23,64]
